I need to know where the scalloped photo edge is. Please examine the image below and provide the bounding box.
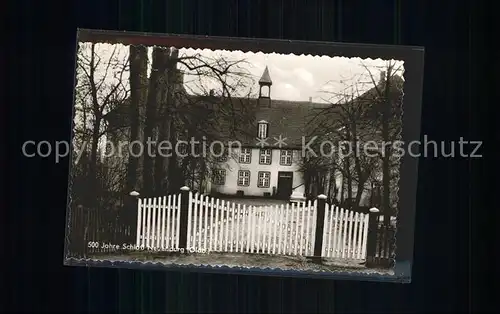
[64,29,424,283]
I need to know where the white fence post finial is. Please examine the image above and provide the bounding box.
[129,190,140,197]
[180,186,190,191]
[317,194,327,200]
[369,207,380,213]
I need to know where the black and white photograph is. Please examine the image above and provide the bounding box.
[65,30,423,282]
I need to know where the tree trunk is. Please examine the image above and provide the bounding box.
[154,119,170,193]
[346,158,352,201]
[381,71,392,224]
[304,169,312,199]
[340,168,345,203]
[142,48,169,196]
[354,177,367,207]
[127,45,148,193]
[167,118,181,194]
[154,52,178,195]
[326,169,333,201]
[351,122,365,208]
[87,116,101,208]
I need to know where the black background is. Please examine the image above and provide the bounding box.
[2,0,491,312]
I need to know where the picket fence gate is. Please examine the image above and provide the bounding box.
[135,190,371,261]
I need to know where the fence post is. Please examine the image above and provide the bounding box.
[312,194,327,263]
[178,186,190,251]
[365,207,380,268]
[129,190,140,245]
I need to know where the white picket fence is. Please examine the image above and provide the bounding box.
[186,193,318,256]
[322,204,369,260]
[136,194,182,250]
[135,192,370,260]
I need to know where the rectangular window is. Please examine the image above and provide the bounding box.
[239,148,252,164]
[212,169,226,185]
[259,149,272,165]
[257,171,271,188]
[237,170,250,186]
[258,123,268,139]
[280,150,293,166]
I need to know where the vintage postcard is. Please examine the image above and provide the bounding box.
[65,29,424,283]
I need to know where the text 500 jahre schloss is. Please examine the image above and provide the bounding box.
[87,241,210,253]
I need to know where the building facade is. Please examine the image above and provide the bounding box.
[103,57,392,207]
[208,66,319,200]
[209,147,305,199]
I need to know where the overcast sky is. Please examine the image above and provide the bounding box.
[78,42,404,104]
[77,42,404,156]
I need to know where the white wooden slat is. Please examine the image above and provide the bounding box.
[136,198,142,247]
[242,204,248,252]
[175,193,181,248]
[322,203,329,257]
[223,200,228,252]
[310,200,318,256]
[327,205,334,257]
[145,198,152,248]
[347,210,353,258]
[361,214,369,260]
[209,196,215,252]
[292,203,297,255]
[273,206,278,253]
[342,208,348,258]
[214,198,220,252]
[305,200,311,256]
[266,206,272,254]
[229,202,235,252]
[198,196,203,250]
[249,205,255,253]
[234,203,239,252]
[336,208,343,258]
[298,202,305,255]
[160,196,166,249]
[353,212,360,258]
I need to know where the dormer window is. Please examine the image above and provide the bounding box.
[257,120,268,139]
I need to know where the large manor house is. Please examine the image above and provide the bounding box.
[104,51,388,207]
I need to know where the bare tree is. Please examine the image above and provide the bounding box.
[360,61,404,222]
[141,47,171,196]
[133,47,255,195]
[73,42,129,207]
[170,51,255,194]
[301,80,376,206]
[302,61,403,211]
[126,45,148,193]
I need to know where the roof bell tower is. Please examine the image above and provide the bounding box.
[258,66,272,107]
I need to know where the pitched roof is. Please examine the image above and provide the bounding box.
[231,98,331,147]
[258,66,272,85]
[181,96,332,148]
[104,94,332,149]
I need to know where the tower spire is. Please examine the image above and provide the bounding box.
[258,66,272,107]
[259,66,273,86]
